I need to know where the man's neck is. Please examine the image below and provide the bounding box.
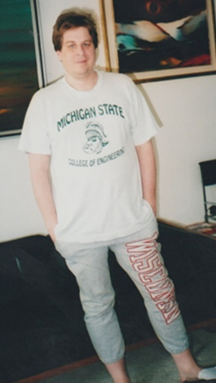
[65,71,98,91]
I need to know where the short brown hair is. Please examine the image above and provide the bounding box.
[52,10,98,51]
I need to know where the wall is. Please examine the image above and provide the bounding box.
[1,5,216,242]
[146,75,216,223]
[0,137,46,241]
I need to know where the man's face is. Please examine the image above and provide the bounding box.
[57,26,96,80]
[84,136,102,154]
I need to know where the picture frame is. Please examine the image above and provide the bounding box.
[32,0,110,86]
[0,0,39,137]
[103,0,216,83]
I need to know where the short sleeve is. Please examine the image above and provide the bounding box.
[18,90,51,154]
[127,79,160,146]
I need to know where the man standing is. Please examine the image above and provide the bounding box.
[19,10,216,383]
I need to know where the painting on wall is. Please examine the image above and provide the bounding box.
[0,0,39,137]
[33,0,110,86]
[104,0,216,82]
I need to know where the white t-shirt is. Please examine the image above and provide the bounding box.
[19,71,159,242]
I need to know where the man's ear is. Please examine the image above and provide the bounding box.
[56,50,62,62]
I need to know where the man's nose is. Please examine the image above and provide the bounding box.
[77,45,85,54]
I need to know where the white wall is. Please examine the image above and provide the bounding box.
[0,137,46,241]
[1,4,216,242]
[145,75,216,223]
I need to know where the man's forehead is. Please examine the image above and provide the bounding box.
[62,26,92,41]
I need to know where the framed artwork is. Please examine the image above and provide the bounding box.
[32,0,110,86]
[0,0,39,137]
[103,0,216,82]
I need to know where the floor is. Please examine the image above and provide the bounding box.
[18,327,216,383]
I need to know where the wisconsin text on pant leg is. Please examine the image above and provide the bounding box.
[125,232,180,325]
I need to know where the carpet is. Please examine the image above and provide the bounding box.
[12,323,216,383]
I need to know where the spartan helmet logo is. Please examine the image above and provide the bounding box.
[83,121,109,154]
